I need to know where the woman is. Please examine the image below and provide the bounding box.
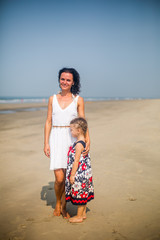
[44,68,90,218]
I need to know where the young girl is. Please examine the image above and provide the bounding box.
[65,117,94,223]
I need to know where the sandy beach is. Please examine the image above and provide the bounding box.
[0,99,160,240]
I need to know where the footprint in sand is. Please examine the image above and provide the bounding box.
[112,229,118,234]
[43,217,52,222]
[11,237,24,240]
[20,224,26,229]
[128,196,137,201]
[26,217,35,222]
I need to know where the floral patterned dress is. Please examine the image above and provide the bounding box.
[65,140,94,205]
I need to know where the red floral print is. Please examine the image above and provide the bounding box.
[65,141,94,205]
[89,177,92,182]
[80,193,88,198]
[82,163,86,171]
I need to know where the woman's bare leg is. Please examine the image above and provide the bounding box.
[54,169,65,216]
[61,169,70,218]
[54,169,70,218]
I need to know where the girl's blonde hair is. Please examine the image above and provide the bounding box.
[70,117,88,136]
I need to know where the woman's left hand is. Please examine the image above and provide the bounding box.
[82,141,90,156]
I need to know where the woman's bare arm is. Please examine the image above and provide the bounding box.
[44,96,53,158]
[77,97,90,154]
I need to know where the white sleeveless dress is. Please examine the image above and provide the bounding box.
[49,94,79,170]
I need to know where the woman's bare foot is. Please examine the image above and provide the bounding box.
[61,207,70,219]
[69,216,83,223]
[53,203,61,216]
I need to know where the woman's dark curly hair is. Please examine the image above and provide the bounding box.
[58,67,81,95]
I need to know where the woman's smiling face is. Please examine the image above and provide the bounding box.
[59,72,74,92]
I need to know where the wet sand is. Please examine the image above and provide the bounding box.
[0,99,160,240]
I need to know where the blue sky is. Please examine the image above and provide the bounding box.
[0,0,160,98]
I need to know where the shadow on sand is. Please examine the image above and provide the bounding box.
[40,181,90,217]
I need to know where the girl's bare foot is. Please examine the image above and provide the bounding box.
[83,212,86,220]
[69,216,83,223]
[53,203,61,216]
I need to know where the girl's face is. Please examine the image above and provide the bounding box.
[59,72,74,92]
[70,124,80,138]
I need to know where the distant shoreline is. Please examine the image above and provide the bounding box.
[0,96,159,104]
[0,102,48,114]
[0,98,159,114]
